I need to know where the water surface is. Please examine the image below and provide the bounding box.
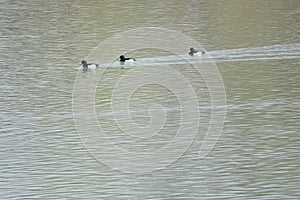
[0,0,299,199]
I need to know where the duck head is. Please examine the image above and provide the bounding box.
[81,60,88,67]
[119,55,125,62]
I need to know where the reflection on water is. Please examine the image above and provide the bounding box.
[0,0,299,199]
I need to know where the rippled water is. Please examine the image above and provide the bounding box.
[1,0,299,199]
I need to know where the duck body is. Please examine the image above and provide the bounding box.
[80,60,98,69]
[119,55,136,63]
[189,48,205,56]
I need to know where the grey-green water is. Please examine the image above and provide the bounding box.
[1,0,299,199]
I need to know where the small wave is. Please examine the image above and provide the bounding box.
[84,43,300,69]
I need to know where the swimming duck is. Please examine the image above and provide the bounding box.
[80,60,98,69]
[119,55,136,62]
[188,48,205,56]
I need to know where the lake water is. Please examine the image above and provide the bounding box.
[1,0,299,199]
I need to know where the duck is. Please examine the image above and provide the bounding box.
[188,48,205,56]
[80,60,98,69]
[119,55,136,62]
